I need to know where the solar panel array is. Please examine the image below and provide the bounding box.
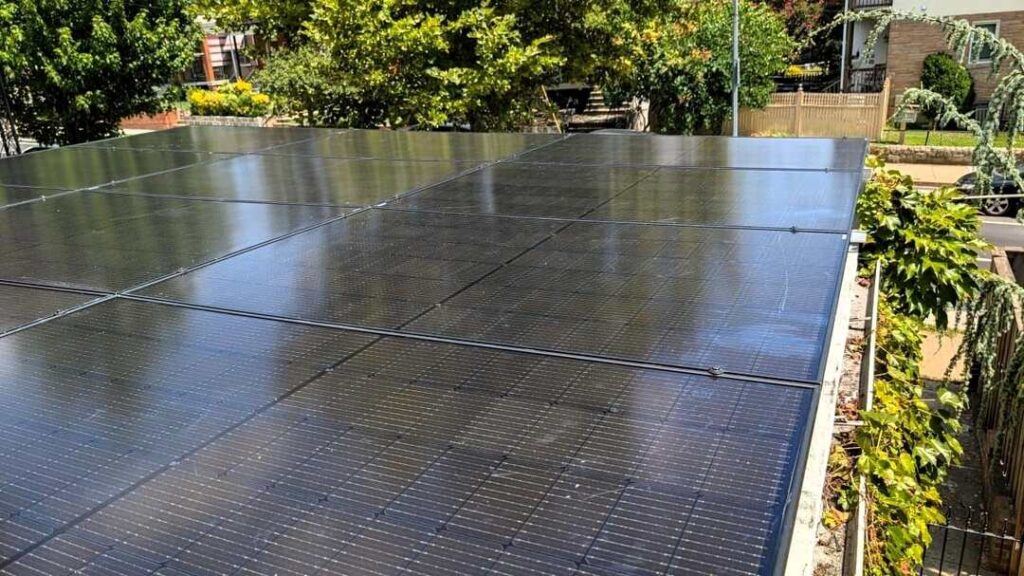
[0,126,865,576]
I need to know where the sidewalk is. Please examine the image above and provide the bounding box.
[887,162,972,187]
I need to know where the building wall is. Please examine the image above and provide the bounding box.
[887,10,1024,104]
[891,0,1024,18]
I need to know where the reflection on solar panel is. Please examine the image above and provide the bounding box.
[0,184,67,208]
[0,146,228,189]
[0,192,347,291]
[514,134,868,171]
[103,154,477,206]
[80,125,336,153]
[0,284,97,333]
[265,129,563,161]
[0,127,864,575]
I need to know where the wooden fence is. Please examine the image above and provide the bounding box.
[736,78,890,140]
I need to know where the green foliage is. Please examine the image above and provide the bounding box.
[857,157,988,328]
[256,1,562,129]
[851,302,963,576]
[920,52,974,114]
[604,0,792,134]
[245,0,789,133]
[0,0,199,145]
[192,0,311,40]
[188,80,272,117]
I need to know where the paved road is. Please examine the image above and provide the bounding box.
[979,216,1024,268]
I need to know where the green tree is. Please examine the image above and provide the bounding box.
[604,0,792,134]
[192,0,311,42]
[920,52,975,125]
[257,0,562,130]
[0,0,199,145]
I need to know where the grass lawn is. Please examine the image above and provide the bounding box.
[875,129,1011,148]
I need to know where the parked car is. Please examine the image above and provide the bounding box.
[956,164,1024,216]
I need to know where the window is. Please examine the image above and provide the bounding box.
[970,21,999,64]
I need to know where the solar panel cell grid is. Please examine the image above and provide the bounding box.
[0,284,96,334]
[5,332,810,576]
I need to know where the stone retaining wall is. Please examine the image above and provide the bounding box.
[869,144,1024,166]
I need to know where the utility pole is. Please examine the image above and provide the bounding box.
[731,0,740,137]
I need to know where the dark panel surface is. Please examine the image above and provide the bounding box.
[585,168,863,230]
[104,154,476,206]
[515,134,868,171]
[1,332,812,576]
[387,162,655,218]
[139,209,564,327]
[81,125,335,153]
[0,185,67,207]
[0,284,96,333]
[265,130,562,161]
[407,223,846,381]
[143,214,844,381]
[0,192,346,291]
[0,147,224,189]
[0,299,377,567]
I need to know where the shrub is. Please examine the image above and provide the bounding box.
[857,156,987,328]
[188,80,272,117]
[920,52,975,113]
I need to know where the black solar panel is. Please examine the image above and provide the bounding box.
[103,154,478,206]
[141,212,844,381]
[0,299,377,566]
[0,147,226,189]
[0,127,861,576]
[0,284,96,333]
[79,125,336,153]
[584,167,864,230]
[0,317,812,576]
[406,223,845,381]
[515,134,868,171]
[139,209,565,327]
[0,192,346,291]
[264,129,563,161]
[0,185,66,208]
[387,162,655,218]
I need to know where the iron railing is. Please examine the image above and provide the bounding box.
[849,66,888,94]
[922,510,1016,576]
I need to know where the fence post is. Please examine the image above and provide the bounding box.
[877,77,891,141]
[793,86,805,136]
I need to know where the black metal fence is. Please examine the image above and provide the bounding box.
[922,511,1017,576]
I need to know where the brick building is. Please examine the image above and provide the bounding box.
[844,0,1023,110]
